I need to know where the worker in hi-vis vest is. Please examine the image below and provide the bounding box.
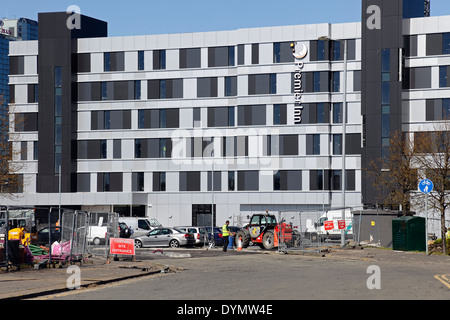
[222,220,231,252]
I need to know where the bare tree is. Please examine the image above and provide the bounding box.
[366,130,419,216]
[414,122,450,255]
[0,94,26,198]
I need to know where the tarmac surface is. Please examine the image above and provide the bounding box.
[0,245,449,300]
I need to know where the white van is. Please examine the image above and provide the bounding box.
[119,217,162,237]
[87,226,107,245]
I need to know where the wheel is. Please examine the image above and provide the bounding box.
[93,237,101,246]
[235,229,250,248]
[262,230,275,250]
[169,239,180,248]
[134,240,143,248]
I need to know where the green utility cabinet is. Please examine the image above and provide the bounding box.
[392,216,426,252]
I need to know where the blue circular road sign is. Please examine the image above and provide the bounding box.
[419,179,434,194]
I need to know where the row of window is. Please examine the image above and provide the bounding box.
[14,103,352,134]
[76,70,353,103]
[21,132,361,162]
[75,134,361,160]
[76,169,357,193]
[8,39,358,76]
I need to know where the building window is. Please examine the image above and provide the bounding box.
[197,77,218,97]
[310,170,324,191]
[208,46,235,67]
[273,42,293,63]
[273,170,302,191]
[312,71,330,92]
[306,134,321,155]
[237,171,259,191]
[54,66,62,174]
[179,171,201,191]
[77,173,90,192]
[207,171,221,192]
[273,104,287,125]
[238,44,245,65]
[135,138,172,159]
[248,74,276,95]
[208,107,235,127]
[104,52,124,72]
[381,49,391,159]
[153,172,166,192]
[148,79,183,99]
[138,51,145,70]
[333,103,343,124]
[138,109,179,129]
[225,76,237,97]
[333,134,342,155]
[228,171,235,191]
[97,172,123,192]
[132,172,145,192]
[153,50,166,70]
[317,40,327,61]
[251,44,259,64]
[440,66,450,88]
[180,48,201,69]
[268,135,298,156]
[91,110,131,130]
[332,71,340,92]
[237,105,266,126]
[28,84,38,103]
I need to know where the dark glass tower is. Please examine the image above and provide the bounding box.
[361,0,429,206]
[37,12,107,193]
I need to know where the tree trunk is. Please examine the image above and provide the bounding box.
[442,212,448,255]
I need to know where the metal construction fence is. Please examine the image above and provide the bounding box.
[60,210,88,262]
[276,208,357,253]
[86,211,119,257]
[0,206,120,266]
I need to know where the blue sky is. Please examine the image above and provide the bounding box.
[3,0,450,37]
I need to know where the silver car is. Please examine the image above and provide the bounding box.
[133,227,195,248]
[175,226,208,247]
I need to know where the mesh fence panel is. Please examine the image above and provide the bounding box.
[60,210,88,261]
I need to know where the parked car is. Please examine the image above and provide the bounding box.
[132,227,195,248]
[175,226,208,247]
[202,226,224,246]
[119,222,133,238]
[36,227,61,246]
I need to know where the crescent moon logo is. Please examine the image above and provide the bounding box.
[293,43,308,60]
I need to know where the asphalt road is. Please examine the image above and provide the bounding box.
[40,247,450,302]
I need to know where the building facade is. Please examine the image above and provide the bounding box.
[1,17,38,103]
[6,1,446,227]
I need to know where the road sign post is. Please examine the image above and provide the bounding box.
[419,179,433,255]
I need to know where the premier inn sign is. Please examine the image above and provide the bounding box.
[292,43,308,124]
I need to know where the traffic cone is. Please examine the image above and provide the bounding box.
[274,232,279,247]
[237,236,242,252]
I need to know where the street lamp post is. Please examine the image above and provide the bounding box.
[211,149,215,247]
[341,39,348,248]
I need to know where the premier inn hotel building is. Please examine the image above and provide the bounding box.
[6,0,445,225]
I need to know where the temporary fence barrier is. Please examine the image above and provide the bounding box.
[276,208,356,253]
[60,210,88,263]
[86,211,119,258]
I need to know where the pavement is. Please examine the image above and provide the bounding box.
[0,245,449,300]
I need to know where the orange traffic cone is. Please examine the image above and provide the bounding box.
[274,232,279,247]
[237,236,243,252]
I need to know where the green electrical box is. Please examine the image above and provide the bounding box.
[392,216,426,252]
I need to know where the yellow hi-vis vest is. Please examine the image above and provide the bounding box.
[222,225,230,237]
